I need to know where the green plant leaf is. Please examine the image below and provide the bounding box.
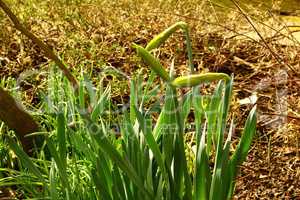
[133,107,170,191]
[49,160,59,200]
[206,81,223,153]
[226,105,257,199]
[7,139,45,182]
[194,122,211,200]
[83,115,154,199]
[57,111,67,168]
[84,74,97,106]
[47,137,70,193]
[91,85,110,121]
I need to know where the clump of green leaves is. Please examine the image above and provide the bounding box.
[1,22,256,200]
[132,21,257,199]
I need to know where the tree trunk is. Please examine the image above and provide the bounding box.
[0,87,38,154]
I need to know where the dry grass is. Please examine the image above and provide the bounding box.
[0,0,299,199]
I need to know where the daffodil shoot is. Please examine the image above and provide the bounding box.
[145,21,188,51]
[133,43,170,82]
[171,73,231,88]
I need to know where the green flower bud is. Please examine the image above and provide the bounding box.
[133,43,170,82]
[171,73,230,88]
[145,21,187,51]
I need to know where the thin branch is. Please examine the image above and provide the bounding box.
[230,0,299,77]
[0,0,79,90]
[260,112,300,121]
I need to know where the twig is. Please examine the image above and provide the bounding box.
[230,0,299,77]
[260,112,300,121]
[151,11,262,44]
[266,10,300,46]
[207,1,300,46]
[0,0,79,90]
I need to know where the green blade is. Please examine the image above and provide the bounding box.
[83,74,96,106]
[206,81,223,153]
[47,138,69,192]
[226,105,257,199]
[49,161,58,200]
[221,119,234,200]
[57,111,67,168]
[91,85,110,121]
[133,107,169,189]
[194,122,211,200]
[130,78,138,123]
[82,115,154,198]
[7,139,44,182]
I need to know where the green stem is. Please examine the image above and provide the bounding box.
[183,27,194,73]
[172,86,193,200]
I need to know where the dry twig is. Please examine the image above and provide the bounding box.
[230,0,299,77]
